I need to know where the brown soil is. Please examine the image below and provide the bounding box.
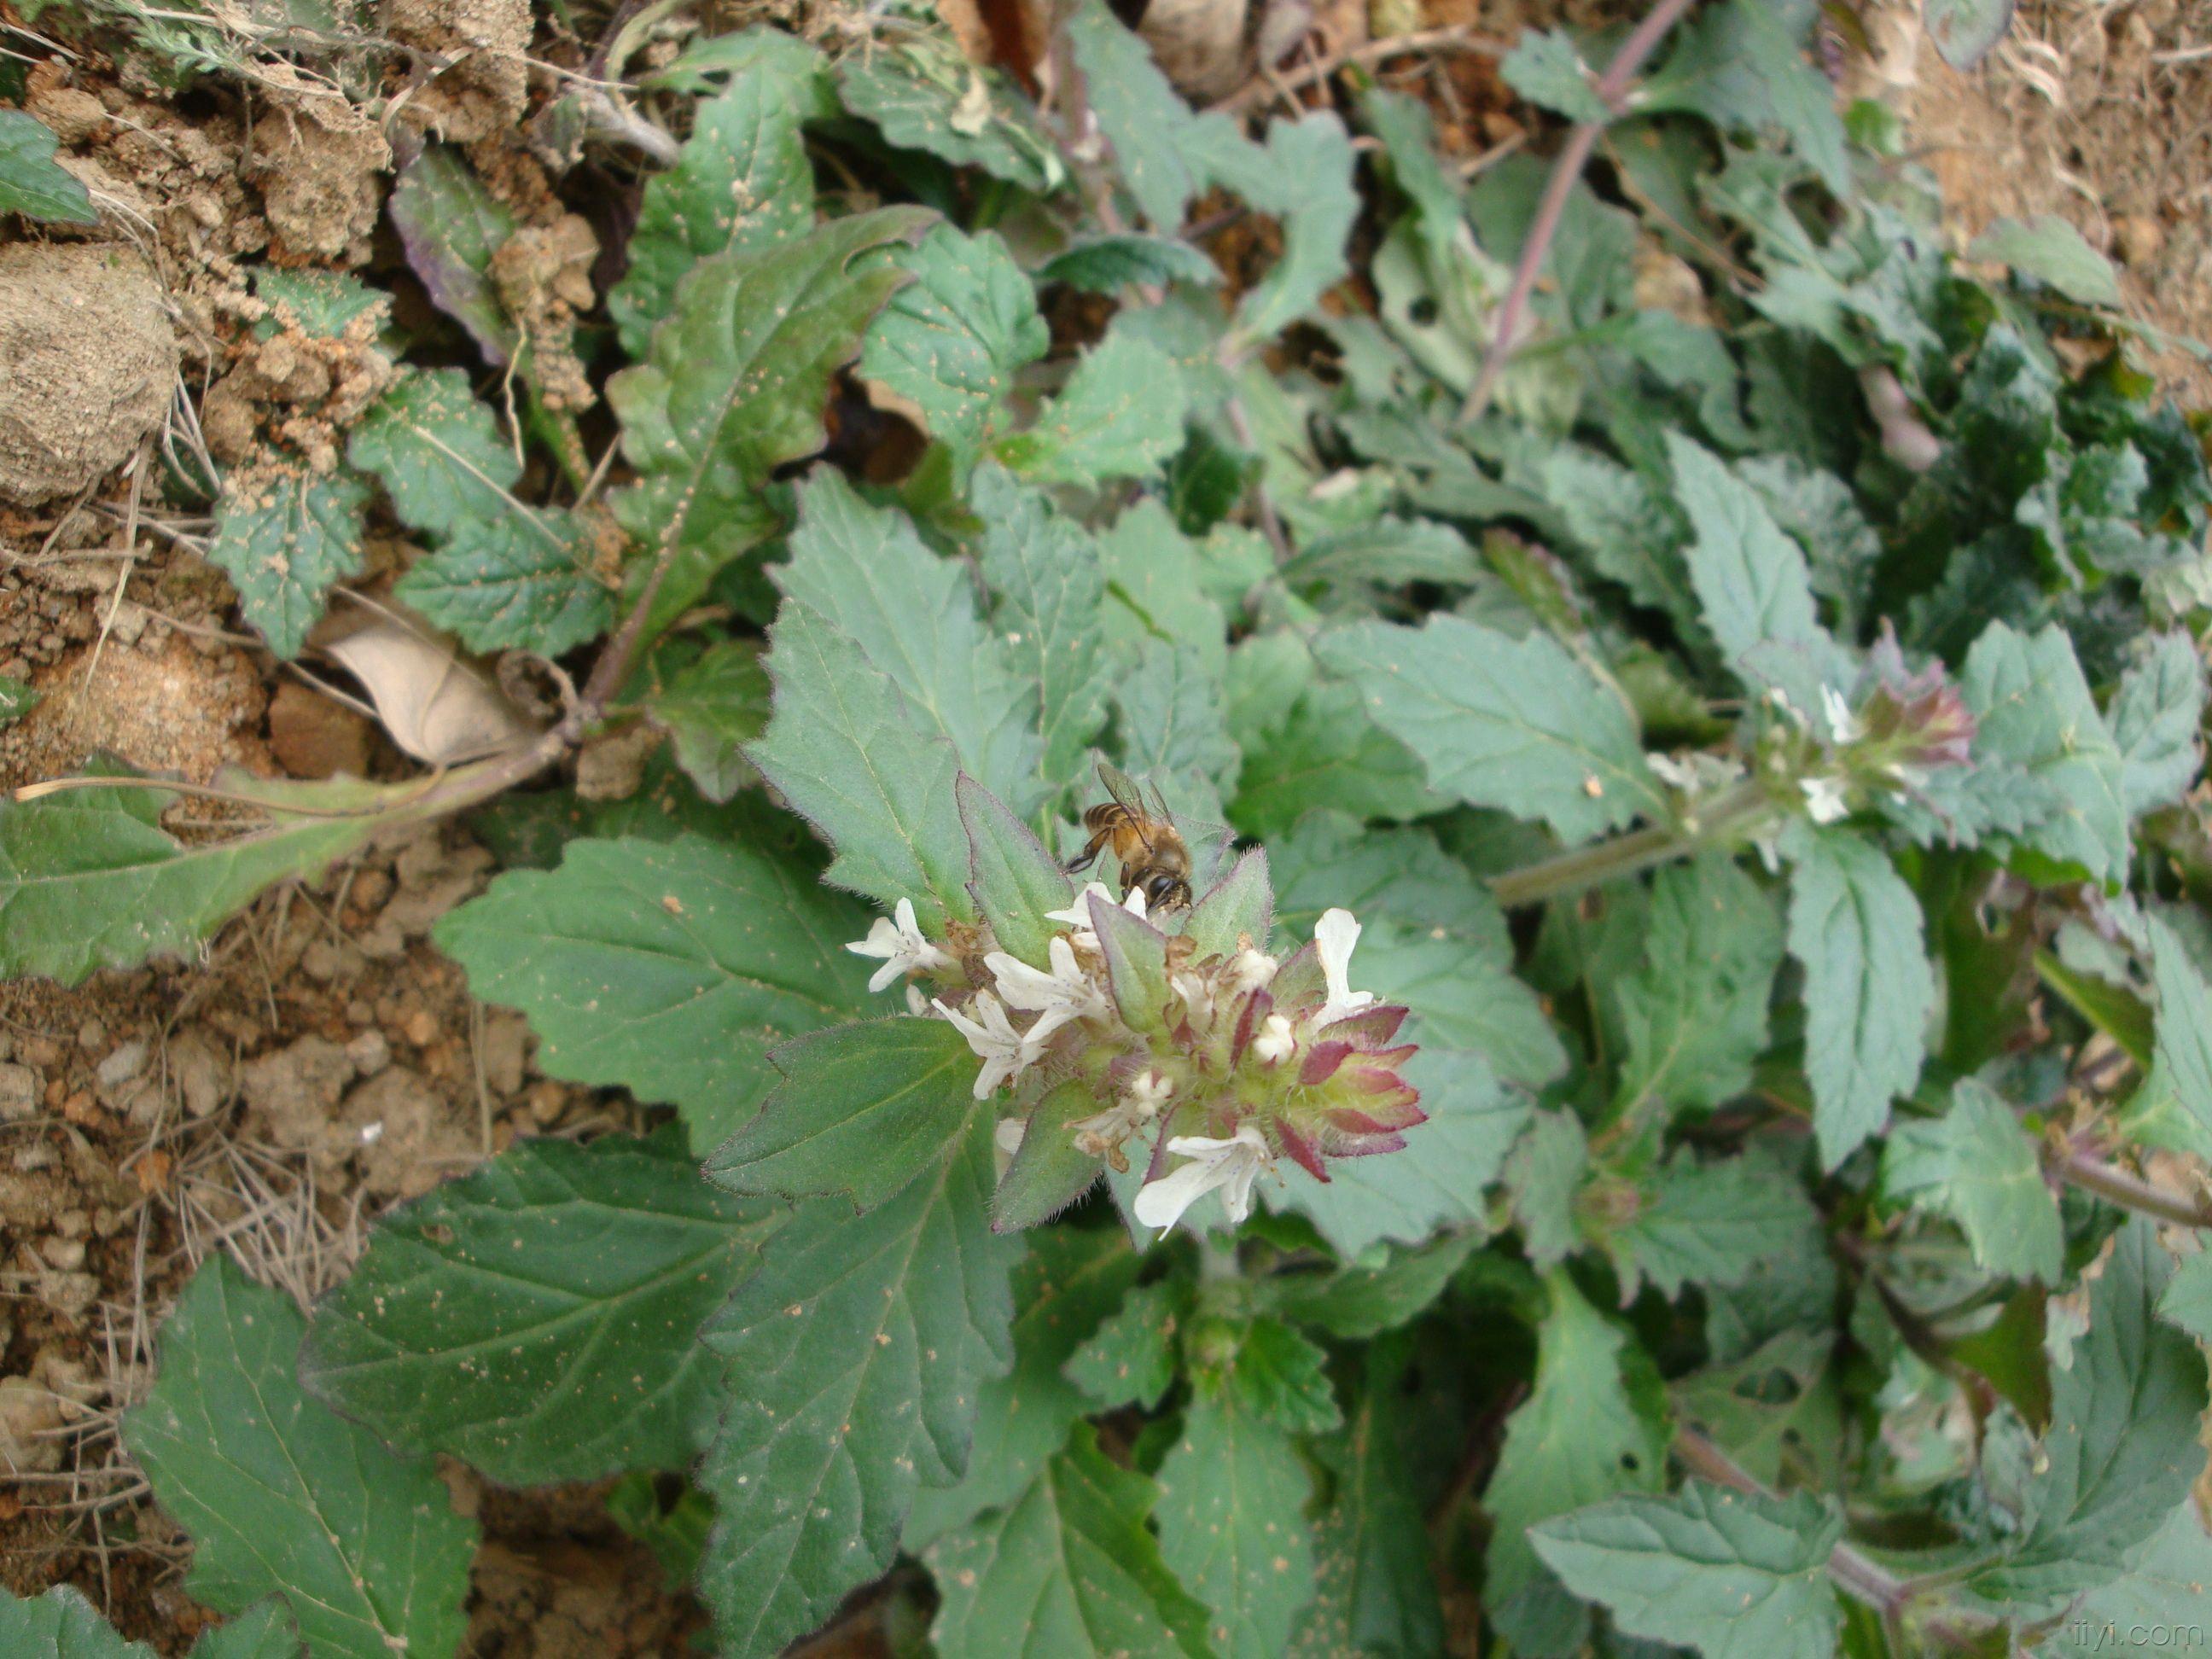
[1851,0,2212,405]
[0,245,176,508]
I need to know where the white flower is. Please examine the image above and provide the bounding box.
[1313,907,1376,1027]
[846,898,955,993]
[1171,969,1214,1022]
[1132,1126,1271,1237]
[1820,686,1865,746]
[933,991,1063,1099]
[1252,1012,1296,1066]
[994,1118,1027,1156]
[1802,774,1851,824]
[1045,882,1146,950]
[1070,1068,1173,1168]
[905,983,931,1017]
[1646,753,1698,790]
[987,936,1109,1026]
[1226,947,1278,995]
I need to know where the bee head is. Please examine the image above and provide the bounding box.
[1142,870,1191,911]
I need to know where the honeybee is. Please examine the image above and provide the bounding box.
[1068,762,1192,911]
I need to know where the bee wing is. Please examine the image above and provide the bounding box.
[1094,760,1161,854]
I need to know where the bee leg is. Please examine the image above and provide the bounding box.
[1064,829,1109,876]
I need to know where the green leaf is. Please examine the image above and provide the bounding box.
[2110,632,2206,818]
[1095,890,1173,1033]
[1500,29,1611,125]
[1117,637,1239,791]
[1064,1278,1183,1411]
[607,205,929,640]
[392,510,614,657]
[1970,214,2121,308]
[1064,0,1220,230]
[1184,845,1272,960]
[773,471,1045,814]
[207,469,370,659]
[1229,674,1450,837]
[1953,621,2130,885]
[1200,1315,1343,1434]
[1098,499,1229,675]
[748,602,970,930]
[837,40,1062,193]
[2145,913,2212,1147]
[1732,455,1880,636]
[1666,434,1842,713]
[346,367,520,537]
[907,1228,1142,1545]
[1673,1330,1839,1491]
[1262,1231,1477,1340]
[1929,0,2017,68]
[860,224,1048,469]
[2157,1246,2212,1342]
[1531,1481,1843,1659]
[992,1078,1108,1231]
[640,637,769,801]
[1540,448,1700,637]
[1964,1223,2208,1613]
[389,146,516,364]
[1038,233,1222,293]
[1506,1109,1588,1269]
[433,833,874,1146]
[925,1423,1215,1659]
[253,269,387,341]
[300,1131,775,1483]
[2040,1499,2212,1656]
[1289,1349,1447,1659]
[1362,918,1565,1091]
[697,1112,1020,1657]
[1362,85,1467,253]
[959,771,1074,969]
[1271,1039,1530,1260]
[0,768,399,986]
[0,674,39,727]
[1231,114,1359,346]
[1883,1080,2063,1282]
[608,57,816,358]
[1612,856,1784,1120]
[998,329,1190,486]
[1923,0,2016,69]
[972,464,1112,783]
[1314,614,1664,843]
[1728,0,1850,196]
[1484,1273,1670,1650]
[189,1603,302,1659]
[1156,1357,1321,1659]
[707,1016,981,1209]
[0,1586,152,1656]
[0,109,96,223]
[645,26,837,99]
[125,1254,477,1659]
[1784,825,1935,1170]
[1605,1151,1822,1303]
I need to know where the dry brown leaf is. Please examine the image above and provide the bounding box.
[322,617,537,765]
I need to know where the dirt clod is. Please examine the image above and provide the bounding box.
[267,681,375,779]
[247,97,391,265]
[0,245,177,507]
[384,0,531,143]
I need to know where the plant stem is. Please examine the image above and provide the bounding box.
[1487,782,1773,908]
[2049,1144,2212,1230]
[1454,0,1703,427]
[1674,1427,1982,1646]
